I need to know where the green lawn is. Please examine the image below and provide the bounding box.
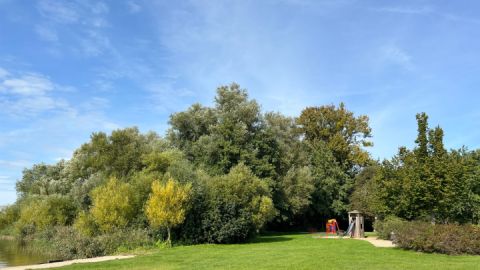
[58,233,480,270]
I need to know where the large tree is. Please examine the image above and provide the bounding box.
[297,103,372,174]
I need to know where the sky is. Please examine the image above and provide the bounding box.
[1,0,480,204]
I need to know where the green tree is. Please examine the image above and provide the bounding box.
[278,166,315,221]
[202,164,275,243]
[17,195,76,232]
[16,161,72,197]
[145,178,191,246]
[297,103,372,174]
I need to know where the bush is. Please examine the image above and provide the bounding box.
[376,218,480,255]
[16,195,77,232]
[73,211,99,237]
[394,222,480,255]
[0,204,20,232]
[26,226,154,260]
[50,226,104,259]
[374,216,406,240]
[200,164,275,243]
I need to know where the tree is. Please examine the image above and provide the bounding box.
[16,161,72,197]
[297,103,372,174]
[168,83,267,176]
[277,166,315,221]
[70,127,155,180]
[90,177,135,233]
[202,163,276,243]
[145,178,192,246]
[16,195,76,231]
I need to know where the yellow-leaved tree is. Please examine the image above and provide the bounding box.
[90,177,134,233]
[145,178,191,246]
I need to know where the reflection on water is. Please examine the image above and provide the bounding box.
[0,239,51,268]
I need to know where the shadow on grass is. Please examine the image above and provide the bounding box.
[249,236,293,244]
[248,232,304,244]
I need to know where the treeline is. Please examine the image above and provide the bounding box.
[0,83,479,257]
[351,113,480,224]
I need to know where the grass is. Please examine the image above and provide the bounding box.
[57,233,480,270]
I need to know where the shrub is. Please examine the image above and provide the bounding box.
[16,195,77,232]
[378,219,480,255]
[394,222,480,255]
[374,216,406,240]
[28,226,154,260]
[201,164,275,243]
[50,226,104,259]
[73,211,99,237]
[0,204,20,232]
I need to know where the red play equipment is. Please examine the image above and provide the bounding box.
[326,219,340,235]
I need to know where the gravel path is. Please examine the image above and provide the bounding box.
[357,237,396,248]
[2,255,135,270]
[312,235,396,248]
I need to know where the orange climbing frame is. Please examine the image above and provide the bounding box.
[326,219,340,236]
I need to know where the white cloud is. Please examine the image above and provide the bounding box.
[127,1,142,13]
[0,69,72,117]
[379,45,414,70]
[2,74,54,96]
[372,5,480,24]
[90,2,109,14]
[36,0,111,56]
[372,6,433,15]
[0,67,9,78]
[37,0,79,24]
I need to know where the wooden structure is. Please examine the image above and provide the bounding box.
[348,210,365,238]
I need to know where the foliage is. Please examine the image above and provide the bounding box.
[69,127,159,180]
[145,178,192,246]
[73,211,99,237]
[0,204,20,231]
[16,161,73,197]
[373,216,407,240]
[16,195,76,232]
[297,103,373,174]
[392,221,480,255]
[308,141,351,218]
[277,166,315,221]
[4,84,480,258]
[201,164,276,243]
[90,177,135,233]
[364,113,480,222]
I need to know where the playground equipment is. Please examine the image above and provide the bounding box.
[346,210,365,238]
[325,219,340,236]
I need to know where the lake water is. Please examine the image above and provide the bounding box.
[0,239,51,268]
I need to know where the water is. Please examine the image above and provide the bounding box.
[0,239,51,268]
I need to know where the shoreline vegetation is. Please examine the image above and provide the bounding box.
[1,84,480,264]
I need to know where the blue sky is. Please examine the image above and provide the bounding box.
[1,0,479,204]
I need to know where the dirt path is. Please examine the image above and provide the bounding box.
[312,235,396,248]
[357,237,396,248]
[2,255,135,270]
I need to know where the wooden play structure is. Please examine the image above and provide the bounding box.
[326,210,365,238]
[347,210,365,238]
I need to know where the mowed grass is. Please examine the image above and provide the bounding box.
[58,233,480,270]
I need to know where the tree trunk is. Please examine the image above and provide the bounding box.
[166,227,171,247]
